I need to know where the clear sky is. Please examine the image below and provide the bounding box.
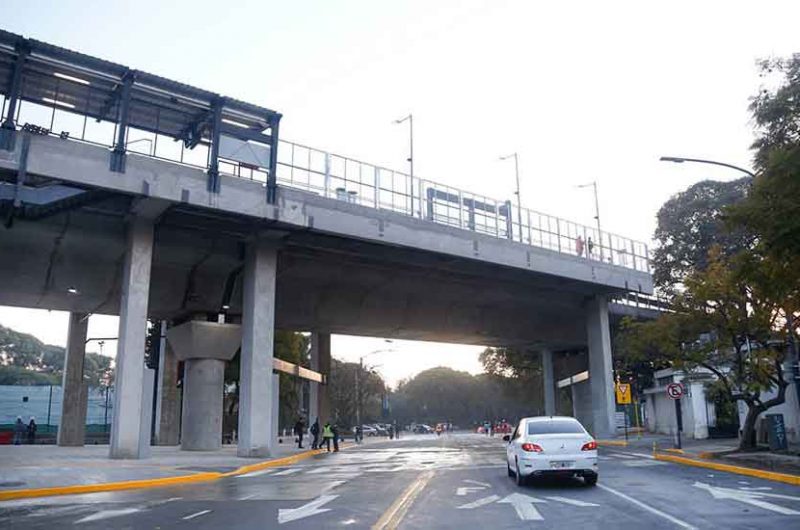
[1,0,798,385]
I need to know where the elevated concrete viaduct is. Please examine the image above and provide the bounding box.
[0,31,653,458]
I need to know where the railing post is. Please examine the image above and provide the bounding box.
[0,40,29,151]
[266,113,281,204]
[324,153,331,199]
[110,70,135,173]
[504,200,513,240]
[373,166,380,209]
[457,190,463,228]
[556,218,562,252]
[206,96,224,193]
[527,210,533,246]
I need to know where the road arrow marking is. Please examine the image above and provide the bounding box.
[278,494,338,524]
[457,494,500,509]
[456,486,486,496]
[274,468,302,476]
[545,496,600,507]
[497,493,547,521]
[463,479,491,487]
[74,508,140,524]
[739,486,772,492]
[693,482,800,516]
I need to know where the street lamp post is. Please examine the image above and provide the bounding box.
[355,340,393,434]
[578,181,603,260]
[393,114,414,216]
[659,156,756,178]
[499,152,522,238]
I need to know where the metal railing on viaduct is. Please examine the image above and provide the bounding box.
[0,30,650,274]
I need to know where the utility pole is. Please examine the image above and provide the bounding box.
[393,114,414,216]
[499,153,522,238]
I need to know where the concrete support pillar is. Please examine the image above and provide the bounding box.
[139,368,155,458]
[586,295,615,438]
[110,217,154,459]
[57,312,89,446]
[541,349,556,417]
[238,239,278,458]
[272,373,280,440]
[308,332,323,425]
[181,359,225,450]
[155,329,181,446]
[316,333,332,425]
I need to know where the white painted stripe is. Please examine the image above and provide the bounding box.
[457,495,501,509]
[545,496,600,507]
[274,468,302,476]
[75,508,140,524]
[611,453,634,459]
[237,469,274,478]
[463,479,491,487]
[598,484,696,530]
[182,509,212,520]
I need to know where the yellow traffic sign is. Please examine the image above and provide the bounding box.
[615,383,632,404]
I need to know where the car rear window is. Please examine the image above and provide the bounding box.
[527,420,585,435]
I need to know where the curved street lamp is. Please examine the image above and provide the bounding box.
[659,156,755,178]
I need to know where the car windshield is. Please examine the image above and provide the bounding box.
[527,420,586,435]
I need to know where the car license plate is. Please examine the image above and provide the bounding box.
[550,461,574,469]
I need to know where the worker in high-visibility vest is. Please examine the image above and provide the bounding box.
[322,422,334,452]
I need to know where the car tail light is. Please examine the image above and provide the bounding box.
[521,443,544,453]
[581,440,598,451]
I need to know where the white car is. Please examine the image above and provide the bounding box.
[504,416,598,486]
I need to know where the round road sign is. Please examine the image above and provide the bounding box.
[666,382,684,400]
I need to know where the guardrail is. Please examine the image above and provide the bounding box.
[1,93,651,273]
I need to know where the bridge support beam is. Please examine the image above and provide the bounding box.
[308,332,331,426]
[57,312,89,446]
[110,217,154,459]
[541,349,556,417]
[586,295,615,439]
[155,329,181,446]
[237,239,278,457]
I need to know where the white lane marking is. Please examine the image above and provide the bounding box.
[611,453,634,459]
[694,482,800,515]
[463,479,491,487]
[457,494,501,509]
[278,495,338,525]
[237,469,274,478]
[497,493,547,521]
[627,452,656,460]
[545,496,600,507]
[274,468,302,476]
[457,486,487,496]
[738,481,750,485]
[739,486,772,492]
[305,466,332,474]
[320,480,346,495]
[598,484,697,529]
[74,508,140,524]
[182,510,212,520]
[622,460,667,467]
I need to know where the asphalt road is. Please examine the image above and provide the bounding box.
[1,433,799,529]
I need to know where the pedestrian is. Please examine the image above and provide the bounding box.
[575,235,585,256]
[27,416,37,445]
[293,418,305,449]
[587,237,594,257]
[355,425,363,444]
[13,416,25,445]
[322,422,334,452]
[310,418,320,450]
[332,423,340,452]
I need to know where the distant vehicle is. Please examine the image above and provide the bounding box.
[412,424,433,434]
[370,424,389,436]
[354,425,377,437]
[504,416,598,486]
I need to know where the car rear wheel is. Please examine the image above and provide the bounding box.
[584,473,598,486]
[507,463,514,477]
[515,460,525,487]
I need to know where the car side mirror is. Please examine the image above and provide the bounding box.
[502,435,511,442]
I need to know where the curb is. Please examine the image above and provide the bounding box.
[654,452,800,486]
[0,442,355,502]
[597,440,628,447]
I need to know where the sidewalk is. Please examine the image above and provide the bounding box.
[0,442,295,490]
[605,431,800,483]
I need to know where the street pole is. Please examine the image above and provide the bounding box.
[393,114,414,216]
[578,181,603,260]
[355,358,361,439]
[499,153,522,239]
[674,398,683,449]
[659,156,756,178]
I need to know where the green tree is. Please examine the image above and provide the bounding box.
[617,249,793,450]
[728,55,800,284]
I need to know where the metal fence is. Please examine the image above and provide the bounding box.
[1,92,650,273]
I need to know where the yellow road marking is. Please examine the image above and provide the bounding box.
[372,470,435,530]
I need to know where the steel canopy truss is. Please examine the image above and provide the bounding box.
[0,30,282,202]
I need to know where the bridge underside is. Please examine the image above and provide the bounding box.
[0,194,615,350]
